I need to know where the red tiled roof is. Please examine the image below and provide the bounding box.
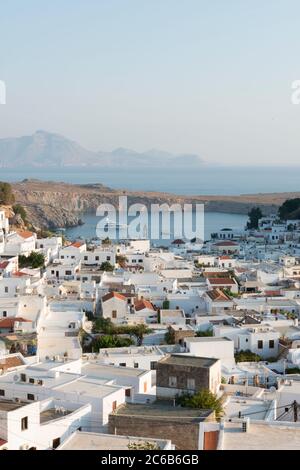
[0,317,31,328]
[265,290,282,297]
[0,356,24,372]
[208,278,236,285]
[214,241,238,247]
[134,299,155,311]
[0,261,9,269]
[13,271,28,277]
[0,439,7,447]
[219,256,231,260]
[17,230,35,239]
[206,288,232,302]
[71,241,84,248]
[102,291,126,302]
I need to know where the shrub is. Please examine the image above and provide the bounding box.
[0,182,15,205]
[234,350,261,363]
[19,252,45,269]
[196,328,213,337]
[100,261,114,272]
[13,204,27,222]
[177,389,224,420]
[92,335,134,351]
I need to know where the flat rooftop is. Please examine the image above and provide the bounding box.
[82,363,148,378]
[158,354,218,368]
[58,432,169,450]
[40,407,72,424]
[170,325,195,332]
[160,309,185,318]
[112,403,212,422]
[223,422,300,450]
[0,399,27,412]
[186,337,232,343]
[93,346,165,358]
[224,397,271,420]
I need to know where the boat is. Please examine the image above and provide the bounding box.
[105,217,127,229]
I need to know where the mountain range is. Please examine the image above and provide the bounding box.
[0,130,204,168]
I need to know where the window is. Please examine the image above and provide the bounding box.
[95,256,99,261]
[144,382,147,393]
[125,388,131,397]
[52,438,61,449]
[84,256,88,261]
[51,270,55,275]
[61,256,64,259]
[169,376,177,387]
[187,378,195,390]
[20,373,27,382]
[27,394,35,401]
[150,361,157,370]
[134,362,139,368]
[0,389,5,396]
[21,417,28,431]
[269,340,275,349]
[257,340,263,349]
[3,311,7,317]
[106,256,111,261]
[119,363,126,367]
[29,378,35,384]
[112,310,117,319]
[112,400,117,411]
[65,270,72,276]
[4,287,8,293]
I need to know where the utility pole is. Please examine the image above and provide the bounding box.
[293,400,298,422]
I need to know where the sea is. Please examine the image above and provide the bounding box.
[1,165,298,243]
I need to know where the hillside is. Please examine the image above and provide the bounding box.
[10,179,298,230]
[0,131,204,168]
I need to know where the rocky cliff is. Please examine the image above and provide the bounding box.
[11,179,296,230]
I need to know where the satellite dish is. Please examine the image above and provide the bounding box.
[13,375,19,382]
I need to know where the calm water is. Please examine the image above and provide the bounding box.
[1,166,300,195]
[64,211,248,244]
[2,166,290,242]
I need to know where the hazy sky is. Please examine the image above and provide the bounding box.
[1,0,300,165]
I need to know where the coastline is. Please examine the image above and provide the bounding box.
[10,179,294,230]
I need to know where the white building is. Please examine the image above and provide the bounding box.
[183,337,235,368]
[0,397,91,450]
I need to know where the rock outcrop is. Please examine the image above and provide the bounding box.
[10,179,296,230]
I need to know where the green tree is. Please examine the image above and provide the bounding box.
[196,328,213,337]
[19,252,45,269]
[92,317,115,334]
[0,182,15,205]
[279,198,300,220]
[92,335,134,351]
[178,389,224,420]
[234,350,261,363]
[100,261,114,272]
[13,204,27,223]
[247,207,263,229]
